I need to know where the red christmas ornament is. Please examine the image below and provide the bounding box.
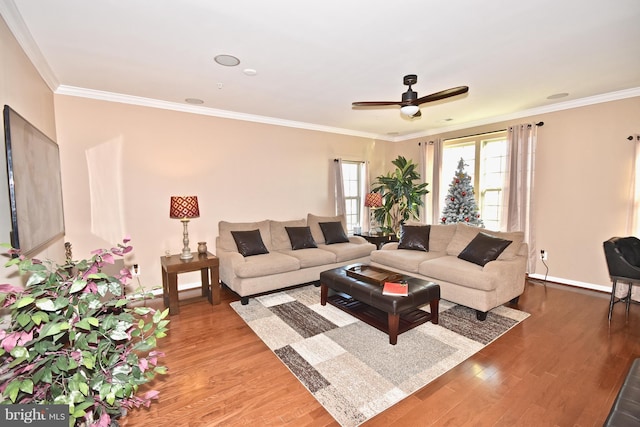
[442,217,447,223]
[465,217,470,222]
[455,179,460,184]
[450,197,455,201]
[461,191,466,196]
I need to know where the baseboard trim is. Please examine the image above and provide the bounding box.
[529,273,611,293]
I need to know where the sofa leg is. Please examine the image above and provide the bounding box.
[510,296,520,305]
[241,297,249,305]
[476,310,488,321]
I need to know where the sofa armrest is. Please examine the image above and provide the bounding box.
[483,243,528,298]
[349,236,369,244]
[217,249,246,284]
[380,242,399,250]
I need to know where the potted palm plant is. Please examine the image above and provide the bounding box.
[371,156,430,234]
[0,238,169,426]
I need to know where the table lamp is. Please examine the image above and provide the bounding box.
[169,196,200,260]
[364,192,383,233]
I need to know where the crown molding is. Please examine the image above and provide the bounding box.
[55,85,391,141]
[0,0,59,91]
[398,86,640,141]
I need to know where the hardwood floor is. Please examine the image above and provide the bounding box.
[121,280,640,426]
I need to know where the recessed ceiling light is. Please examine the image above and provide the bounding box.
[185,98,204,104]
[547,92,569,100]
[243,68,257,76]
[214,54,240,67]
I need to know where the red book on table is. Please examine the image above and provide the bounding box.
[383,281,408,296]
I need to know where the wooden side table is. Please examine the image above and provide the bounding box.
[160,252,220,315]
[355,232,398,249]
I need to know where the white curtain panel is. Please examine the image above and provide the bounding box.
[628,137,640,236]
[419,141,428,223]
[363,160,370,232]
[333,158,346,216]
[431,138,443,225]
[503,124,537,273]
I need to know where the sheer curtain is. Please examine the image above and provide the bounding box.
[333,158,346,216]
[363,160,371,232]
[419,141,428,223]
[502,124,537,272]
[431,138,443,225]
[628,137,640,236]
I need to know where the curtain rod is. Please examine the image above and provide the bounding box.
[420,122,544,145]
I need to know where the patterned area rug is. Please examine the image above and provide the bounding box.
[230,285,529,427]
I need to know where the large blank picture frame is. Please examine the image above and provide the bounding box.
[3,105,65,255]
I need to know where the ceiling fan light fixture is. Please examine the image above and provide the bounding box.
[400,105,419,116]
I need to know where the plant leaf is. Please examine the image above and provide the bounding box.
[69,279,87,293]
[14,296,35,308]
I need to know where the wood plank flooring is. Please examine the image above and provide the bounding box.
[121,280,640,426]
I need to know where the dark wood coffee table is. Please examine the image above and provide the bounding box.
[319,264,440,345]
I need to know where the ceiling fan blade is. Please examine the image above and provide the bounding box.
[414,86,469,105]
[352,101,402,107]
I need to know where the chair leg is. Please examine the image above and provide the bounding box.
[626,282,633,319]
[609,279,618,321]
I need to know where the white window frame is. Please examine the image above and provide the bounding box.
[341,161,364,234]
[441,131,507,229]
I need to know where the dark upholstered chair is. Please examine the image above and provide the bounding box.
[604,237,640,321]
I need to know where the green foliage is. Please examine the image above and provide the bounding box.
[371,156,430,233]
[0,239,169,426]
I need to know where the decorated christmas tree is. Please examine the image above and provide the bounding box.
[441,158,484,226]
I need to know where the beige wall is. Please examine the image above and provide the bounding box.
[0,15,62,286]
[394,96,640,291]
[54,95,386,290]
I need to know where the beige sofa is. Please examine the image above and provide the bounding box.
[217,214,376,304]
[370,223,528,320]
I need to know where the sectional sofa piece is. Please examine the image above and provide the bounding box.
[216,214,376,304]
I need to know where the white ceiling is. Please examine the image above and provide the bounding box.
[2,0,640,141]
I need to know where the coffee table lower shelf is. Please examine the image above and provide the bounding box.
[326,293,434,343]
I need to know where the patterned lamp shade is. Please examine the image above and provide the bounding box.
[364,192,383,208]
[169,196,200,219]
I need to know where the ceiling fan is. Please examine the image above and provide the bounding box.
[352,74,469,118]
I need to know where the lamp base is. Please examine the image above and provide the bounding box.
[179,218,193,260]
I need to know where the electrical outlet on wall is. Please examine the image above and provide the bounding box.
[131,264,140,276]
[540,250,548,261]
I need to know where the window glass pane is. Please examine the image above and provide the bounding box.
[342,161,362,234]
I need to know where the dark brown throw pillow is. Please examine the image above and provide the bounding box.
[458,232,512,267]
[319,222,349,244]
[285,226,317,250]
[231,229,269,257]
[398,225,431,251]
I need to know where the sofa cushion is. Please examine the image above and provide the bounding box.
[270,219,307,251]
[219,220,272,252]
[429,224,458,253]
[319,221,349,244]
[457,232,512,266]
[279,248,336,268]
[308,214,347,244]
[285,226,318,250]
[231,230,269,257]
[318,242,373,263]
[234,252,300,278]
[419,256,498,291]
[446,222,524,260]
[398,225,431,251]
[371,248,443,273]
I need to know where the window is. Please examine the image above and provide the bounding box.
[341,161,364,234]
[441,131,507,230]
